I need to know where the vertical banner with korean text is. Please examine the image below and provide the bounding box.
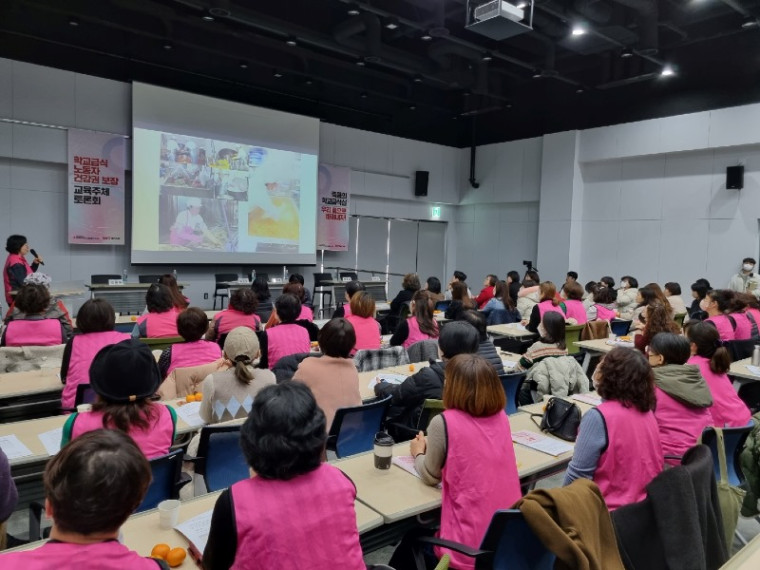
[67,129,126,245]
[316,164,350,251]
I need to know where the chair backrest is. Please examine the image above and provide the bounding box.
[90,274,121,284]
[339,271,358,282]
[674,312,687,329]
[480,509,556,570]
[406,339,439,363]
[138,336,184,352]
[499,372,527,415]
[74,383,96,406]
[195,425,249,492]
[701,423,754,486]
[314,272,335,288]
[725,339,755,361]
[138,274,162,284]
[329,395,392,458]
[353,346,410,372]
[487,309,513,326]
[609,319,632,337]
[435,300,451,312]
[564,324,584,355]
[418,399,445,432]
[137,448,186,512]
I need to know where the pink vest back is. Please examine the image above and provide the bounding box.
[214,309,260,335]
[746,308,760,337]
[730,312,752,340]
[137,308,180,338]
[62,331,130,408]
[654,385,714,466]
[345,315,381,352]
[537,300,565,320]
[229,464,365,570]
[298,305,314,322]
[168,340,222,376]
[402,316,438,349]
[71,405,174,459]
[3,253,31,304]
[4,319,62,347]
[595,304,617,321]
[563,299,588,324]
[439,409,522,569]
[594,401,663,510]
[343,304,352,317]
[688,355,751,427]
[266,323,311,368]
[0,540,161,569]
[706,314,736,341]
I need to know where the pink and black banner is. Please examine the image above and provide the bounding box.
[316,163,350,251]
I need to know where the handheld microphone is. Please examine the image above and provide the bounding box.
[30,249,44,265]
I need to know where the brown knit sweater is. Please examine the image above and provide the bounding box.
[292,355,362,431]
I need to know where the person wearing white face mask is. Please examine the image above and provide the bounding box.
[728,257,760,297]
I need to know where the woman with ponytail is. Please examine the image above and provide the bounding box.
[686,321,751,427]
[199,327,275,424]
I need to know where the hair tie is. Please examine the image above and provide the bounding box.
[234,355,252,364]
[715,340,724,349]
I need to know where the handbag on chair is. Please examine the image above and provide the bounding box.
[531,397,581,442]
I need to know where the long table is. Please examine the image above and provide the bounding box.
[87,283,187,315]
[487,323,537,339]
[728,358,760,390]
[574,338,636,372]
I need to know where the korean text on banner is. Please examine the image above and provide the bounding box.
[316,164,350,251]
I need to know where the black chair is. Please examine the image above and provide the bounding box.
[90,274,121,284]
[213,273,238,310]
[136,449,191,512]
[187,425,249,493]
[138,274,162,284]
[701,423,754,486]
[327,395,392,458]
[725,339,755,361]
[339,271,358,282]
[313,272,335,318]
[738,382,760,414]
[435,300,451,312]
[610,319,632,336]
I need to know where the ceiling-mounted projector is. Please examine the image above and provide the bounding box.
[466,0,533,40]
[473,1,524,23]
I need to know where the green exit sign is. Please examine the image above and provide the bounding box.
[431,206,441,219]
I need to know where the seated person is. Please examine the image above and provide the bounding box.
[390,290,439,349]
[386,273,421,332]
[158,273,189,309]
[515,311,568,372]
[524,281,566,333]
[474,274,498,309]
[459,309,504,374]
[133,284,181,338]
[203,382,366,570]
[251,277,273,322]
[265,293,311,369]
[2,282,67,347]
[4,272,73,339]
[444,270,471,301]
[60,299,130,409]
[424,276,445,304]
[331,280,365,319]
[480,280,520,324]
[444,281,477,321]
[0,430,165,568]
[0,446,18,544]
[375,321,479,434]
[158,307,222,379]
[267,282,313,327]
[663,282,687,316]
[586,285,617,322]
[561,281,588,325]
[293,318,361,431]
[615,276,639,320]
[61,339,177,459]
[516,278,540,320]
[288,273,313,308]
[345,291,382,352]
[207,288,261,342]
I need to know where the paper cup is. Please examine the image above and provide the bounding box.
[76,404,92,413]
[158,499,181,529]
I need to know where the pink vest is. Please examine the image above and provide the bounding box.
[70,405,175,459]
[0,540,162,569]
[688,355,751,427]
[706,314,736,341]
[343,304,352,317]
[298,305,314,322]
[3,253,31,305]
[345,315,381,352]
[167,340,222,376]
[266,323,311,369]
[746,308,760,337]
[595,304,617,321]
[229,464,365,570]
[563,299,588,324]
[402,317,438,349]
[537,300,565,320]
[4,318,62,347]
[654,385,714,466]
[62,331,130,408]
[730,312,752,340]
[594,401,663,510]
[438,409,522,569]
[137,308,180,338]
[214,309,260,335]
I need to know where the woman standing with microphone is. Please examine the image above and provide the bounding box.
[3,235,43,305]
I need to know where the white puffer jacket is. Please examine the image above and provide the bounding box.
[616,287,638,320]
[517,291,539,320]
[526,355,589,402]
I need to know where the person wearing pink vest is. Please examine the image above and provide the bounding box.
[60,299,130,409]
[1,283,66,347]
[345,290,381,353]
[702,289,741,341]
[207,288,261,342]
[389,354,522,569]
[0,430,166,569]
[728,309,752,340]
[331,279,364,318]
[735,292,760,338]
[525,281,566,333]
[203,382,365,570]
[561,281,588,325]
[134,283,181,338]
[686,321,752,427]
[586,284,617,322]
[565,347,663,511]
[647,332,714,465]
[3,234,41,305]
[390,290,439,349]
[157,307,222,378]
[266,293,311,369]
[61,339,177,459]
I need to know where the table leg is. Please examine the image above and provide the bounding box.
[582,351,591,374]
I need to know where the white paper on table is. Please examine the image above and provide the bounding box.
[511,430,573,457]
[392,455,442,489]
[174,509,213,554]
[501,360,518,369]
[746,365,760,377]
[0,434,34,460]
[512,324,527,331]
[173,401,204,427]
[571,393,602,406]
[38,427,63,455]
[369,372,407,390]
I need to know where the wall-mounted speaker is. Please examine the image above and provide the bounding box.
[414,170,429,197]
[727,165,744,190]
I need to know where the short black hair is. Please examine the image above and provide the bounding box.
[345,280,365,298]
[695,278,711,289]
[594,286,617,305]
[459,309,487,341]
[251,276,271,301]
[5,234,27,254]
[567,271,578,280]
[177,307,208,341]
[145,283,173,313]
[240,382,326,480]
[15,283,50,314]
[507,271,520,283]
[691,281,709,299]
[275,293,301,323]
[76,299,116,333]
[621,276,639,288]
[426,276,442,295]
[288,273,305,285]
[600,276,615,289]
[743,258,756,265]
[318,318,356,358]
[649,332,691,365]
[453,270,467,282]
[229,288,257,314]
[585,280,598,294]
[438,321,480,359]
[664,282,681,296]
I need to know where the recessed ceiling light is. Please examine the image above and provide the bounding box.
[532,68,543,79]
[571,25,586,36]
[660,65,675,77]
[273,69,283,78]
[516,2,528,8]
[413,74,423,83]
[239,61,248,69]
[356,57,366,66]
[360,92,368,98]
[386,17,400,30]
[620,48,633,58]
[421,33,433,41]
[347,4,360,16]
[305,78,314,85]
[201,14,215,22]
[68,17,79,27]
[576,88,584,94]
[481,51,493,62]
[163,42,173,50]
[742,17,758,29]
[286,36,298,47]
[408,104,417,110]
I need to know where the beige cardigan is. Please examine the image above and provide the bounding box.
[292,355,362,431]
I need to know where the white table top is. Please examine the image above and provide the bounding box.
[721,531,760,569]
[0,368,61,399]
[729,358,760,382]
[574,338,635,354]
[486,324,537,339]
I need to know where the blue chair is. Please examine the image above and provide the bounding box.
[192,425,249,492]
[486,309,519,326]
[499,372,526,415]
[327,395,392,458]
[136,448,191,512]
[610,319,632,336]
[435,300,451,312]
[415,509,556,569]
[701,423,754,486]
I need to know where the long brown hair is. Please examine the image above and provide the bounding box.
[451,281,475,308]
[494,280,515,309]
[411,290,438,338]
[158,274,188,310]
[644,301,681,337]
[539,281,560,306]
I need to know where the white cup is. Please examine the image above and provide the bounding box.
[158,499,181,529]
[76,404,92,413]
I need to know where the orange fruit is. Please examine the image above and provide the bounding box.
[150,543,171,559]
[185,393,196,403]
[166,547,187,567]
[409,364,415,372]
[194,392,203,401]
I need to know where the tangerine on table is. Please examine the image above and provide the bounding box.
[166,547,187,567]
[185,394,196,403]
[194,392,203,401]
[150,543,171,559]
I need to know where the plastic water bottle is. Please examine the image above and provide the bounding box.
[752,345,760,366]
[251,268,256,282]
[173,269,178,281]
[121,269,128,283]
[283,266,288,281]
